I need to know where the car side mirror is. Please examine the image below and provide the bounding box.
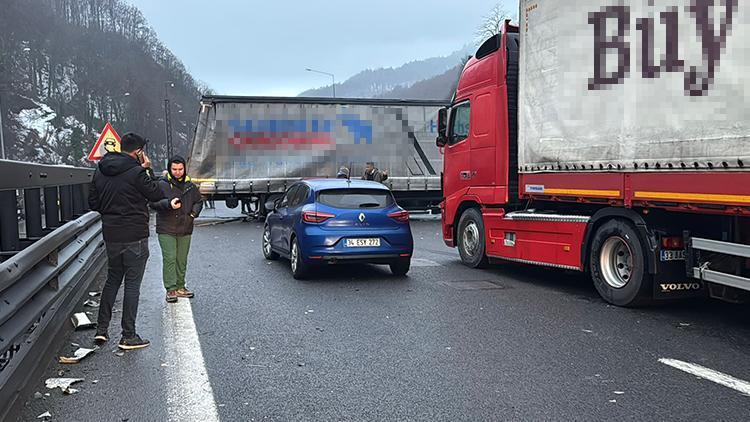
[436,107,448,147]
[265,198,281,213]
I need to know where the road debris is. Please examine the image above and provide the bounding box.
[45,377,83,394]
[88,291,100,297]
[71,312,96,330]
[613,391,625,395]
[83,299,100,308]
[679,323,691,327]
[160,363,168,367]
[33,392,43,399]
[113,350,125,357]
[59,347,96,364]
[609,399,617,403]
[582,329,593,333]
[37,411,52,419]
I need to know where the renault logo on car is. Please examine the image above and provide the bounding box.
[359,213,366,223]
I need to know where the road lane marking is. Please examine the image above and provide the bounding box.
[163,300,220,421]
[659,358,750,396]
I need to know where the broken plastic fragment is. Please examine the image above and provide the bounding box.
[114,350,125,357]
[59,347,96,364]
[71,313,96,330]
[609,400,617,403]
[64,388,79,395]
[83,299,100,308]
[613,391,625,395]
[45,378,84,394]
[582,329,593,333]
[37,411,52,419]
[88,291,100,297]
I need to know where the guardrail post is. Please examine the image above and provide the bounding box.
[44,187,60,229]
[59,185,73,222]
[24,188,44,239]
[0,190,19,252]
[72,184,85,216]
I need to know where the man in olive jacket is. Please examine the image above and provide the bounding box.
[150,156,203,303]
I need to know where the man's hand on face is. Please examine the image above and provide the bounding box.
[140,151,152,169]
[170,198,182,209]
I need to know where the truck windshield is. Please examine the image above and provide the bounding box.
[317,189,395,209]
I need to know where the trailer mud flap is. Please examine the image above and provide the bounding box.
[652,251,705,300]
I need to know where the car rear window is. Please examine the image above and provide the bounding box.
[317,189,394,209]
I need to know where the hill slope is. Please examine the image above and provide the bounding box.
[0,0,209,167]
[298,46,472,98]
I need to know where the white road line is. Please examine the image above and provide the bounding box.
[163,300,220,421]
[659,358,750,396]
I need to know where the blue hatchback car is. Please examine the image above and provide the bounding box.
[262,179,414,279]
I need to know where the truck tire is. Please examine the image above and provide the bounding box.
[589,220,652,307]
[457,208,489,268]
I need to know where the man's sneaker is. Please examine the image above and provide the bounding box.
[118,335,150,350]
[176,287,194,298]
[166,290,178,303]
[94,332,108,345]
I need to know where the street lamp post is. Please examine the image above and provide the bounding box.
[164,82,175,165]
[305,68,336,98]
[0,92,5,160]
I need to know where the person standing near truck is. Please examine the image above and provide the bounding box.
[150,156,204,303]
[362,162,388,183]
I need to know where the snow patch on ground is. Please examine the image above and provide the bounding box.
[16,102,56,138]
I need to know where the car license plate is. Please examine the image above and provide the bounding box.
[345,238,380,247]
[660,250,685,261]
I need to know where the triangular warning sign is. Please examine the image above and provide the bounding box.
[88,122,121,161]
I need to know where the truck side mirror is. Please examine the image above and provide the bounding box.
[436,107,448,147]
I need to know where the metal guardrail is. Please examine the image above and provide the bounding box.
[0,159,94,256]
[0,160,104,421]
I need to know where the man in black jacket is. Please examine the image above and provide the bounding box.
[88,133,179,350]
[151,156,203,303]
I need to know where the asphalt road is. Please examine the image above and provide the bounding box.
[18,212,750,421]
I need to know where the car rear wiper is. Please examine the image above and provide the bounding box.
[358,203,381,208]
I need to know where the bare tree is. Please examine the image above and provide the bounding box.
[475,3,512,45]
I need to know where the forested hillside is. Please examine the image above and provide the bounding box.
[0,0,209,167]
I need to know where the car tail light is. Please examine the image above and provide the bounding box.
[303,211,335,224]
[388,210,409,223]
[661,236,684,250]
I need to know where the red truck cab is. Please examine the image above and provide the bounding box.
[437,21,750,306]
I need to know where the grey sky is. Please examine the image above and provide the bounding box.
[125,0,518,96]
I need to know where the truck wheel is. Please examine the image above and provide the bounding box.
[589,220,652,307]
[290,236,309,280]
[457,208,489,268]
[262,224,279,260]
